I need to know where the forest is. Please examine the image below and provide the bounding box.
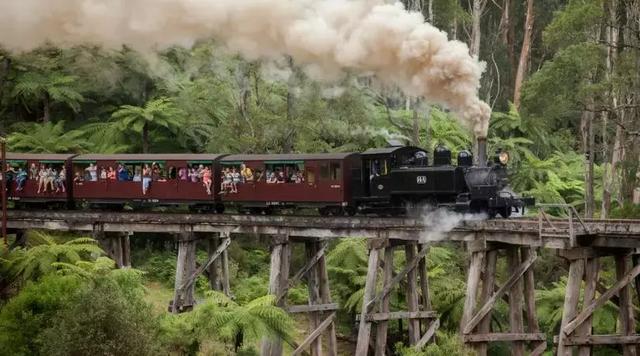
[0,0,640,355]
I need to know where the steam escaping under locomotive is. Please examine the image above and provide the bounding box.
[3,141,533,218]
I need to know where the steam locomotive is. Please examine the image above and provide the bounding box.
[4,143,532,218]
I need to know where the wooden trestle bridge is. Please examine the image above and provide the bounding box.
[6,208,640,356]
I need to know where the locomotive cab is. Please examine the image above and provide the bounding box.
[353,146,428,210]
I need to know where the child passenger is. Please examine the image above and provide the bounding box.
[178,167,188,181]
[55,167,66,193]
[16,168,27,191]
[202,166,212,195]
[142,164,151,195]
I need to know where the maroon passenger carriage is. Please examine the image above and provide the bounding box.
[71,154,226,212]
[218,153,360,215]
[5,153,75,208]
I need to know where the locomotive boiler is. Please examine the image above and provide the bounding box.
[352,140,531,217]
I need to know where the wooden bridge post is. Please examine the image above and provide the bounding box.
[13,230,26,248]
[556,248,640,356]
[461,242,544,355]
[260,234,290,356]
[615,254,636,356]
[356,239,438,356]
[375,244,394,356]
[476,249,497,356]
[206,233,231,296]
[317,241,338,356]
[355,238,384,356]
[171,230,197,313]
[405,242,421,345]
[92,224,130,268]
[207,236,221,291]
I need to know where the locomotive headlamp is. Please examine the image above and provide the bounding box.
[498,151,510,165]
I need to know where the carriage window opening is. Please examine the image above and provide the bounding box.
[73,162,97,182]
[370,159,388,178]
[6,161,28,191]
[320,163,330,180]
[330,162,341,180]
[265,162,304,183]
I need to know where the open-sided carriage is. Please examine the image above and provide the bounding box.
[218,153,360,215]
[5,153,75,208]
[71,154,226,211]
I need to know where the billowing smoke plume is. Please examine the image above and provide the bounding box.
[0,0,491,136]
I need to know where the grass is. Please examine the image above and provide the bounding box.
[144,281,174,315]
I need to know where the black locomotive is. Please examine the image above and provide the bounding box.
[352,143,532,217]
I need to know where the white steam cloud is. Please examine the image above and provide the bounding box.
[0,0,491,136]
[418,207,486,243]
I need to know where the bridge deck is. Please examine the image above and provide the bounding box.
[5,210,640,249]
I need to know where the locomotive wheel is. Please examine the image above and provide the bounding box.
[330,207,343,216]
[318,207,330,216]
[344,206,357,216]
[214,204,225,214]
[498,207,512,219]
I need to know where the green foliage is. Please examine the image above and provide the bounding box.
[136,249,177,287]
[7,121,89,153]
[543,0,604,50]
[521,42,604,130]
[0,251,157,356]
[11,71,84,115]
[537,276,618,337]
[326,239,368,312]
[394,332,475,356]
[610,203,640,219]
[3,231,103,283]
[38,272,160,356]
[110,97,187,152]
[157,290,295,353]
[428,109,472,155]
[0,274,82,355]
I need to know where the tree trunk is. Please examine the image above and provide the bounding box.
[42,92,51,123]
[0,57,10,98]
[513,0,535,109]
[283,56,296,154]
[499,0,516,71]
[469,0,486,57]
[582,102,595,218]
[601,0,621,218]
[142,122,149,153]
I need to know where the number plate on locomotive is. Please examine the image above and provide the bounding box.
[416,176,427,184]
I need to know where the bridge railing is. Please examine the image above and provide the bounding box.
[536,204,590,247]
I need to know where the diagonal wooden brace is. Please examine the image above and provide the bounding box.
[563,262,640,337]
[415,318,440,349]
[463,251,537,335]
[365,244,430,312]
[277,241,327,303]
[179,237,230,291]
[292,312,336,356]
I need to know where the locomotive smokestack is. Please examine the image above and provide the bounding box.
[477,137,487,167]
